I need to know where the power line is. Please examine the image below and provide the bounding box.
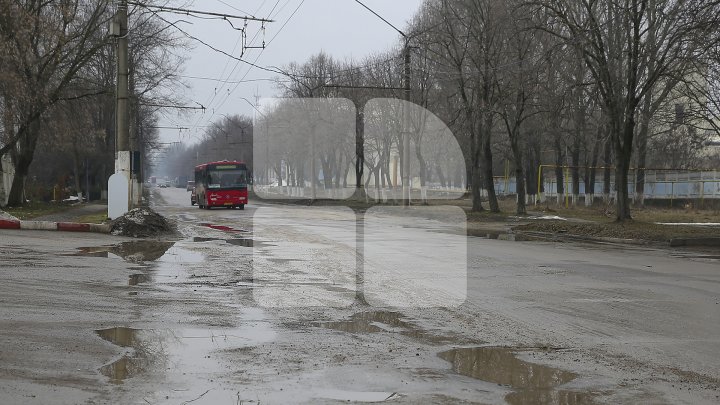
[141,102,206,110]
[185,1,293,136]
[215,0,255,18]
[178,74,283,83]
[128,2,274,23]
[266,0,304,46]
[353,0,406,38]
[191,0,306,135]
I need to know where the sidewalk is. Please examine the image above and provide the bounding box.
[0,203,110,234]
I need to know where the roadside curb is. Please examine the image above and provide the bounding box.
[0,219,111,234]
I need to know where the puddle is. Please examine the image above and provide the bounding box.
[96,320,276,384]
[439,347,596,404]
[96,327,153,384]
[319,312,451,343]
[192,237,224,243]
[192,237,275,249]
[267,258,303,264]
[199,223,247,233]
[129,274,151,286]
[148,246,206,286]
[72,241,175,263]
[315,389,399,402]
[227,238,254,247]
[97,327,140,348]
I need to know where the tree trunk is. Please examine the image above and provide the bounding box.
[321,156,333,189]
[554,140,565,205]
[614,117,635,221]
[571,142,580,206]
[72,143,82,200]
[483,116,499,213]
[6,121,41,207]
[510,128,526,215]
[603,139,612,202]
[471,164,484,212]
[635,94,652,207]
[415,141,428,204]
[354,106,366,198]
[470,123,484,212]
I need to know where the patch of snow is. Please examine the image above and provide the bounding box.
[533,215,568,221]
[0,209,17,221]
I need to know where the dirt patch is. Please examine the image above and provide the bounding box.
[111,208,175,238]
[515,220,720,243]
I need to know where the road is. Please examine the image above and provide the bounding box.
[0,187,718,404]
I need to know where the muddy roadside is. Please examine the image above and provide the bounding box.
[0,228,258,404]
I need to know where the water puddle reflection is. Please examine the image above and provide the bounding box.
[227,238,254,247]
[319,312,451,344]
[316,389,399,402]
[191,237,275,249]
[439,347,597,404]
[71,241,175,262]
[96,321,275,384]
[128,273,151,286]
[96,328,154,384]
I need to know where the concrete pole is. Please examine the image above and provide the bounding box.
[402,43,411,206]
[115,0,131,200]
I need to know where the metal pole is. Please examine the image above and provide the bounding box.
[402,42,411,207]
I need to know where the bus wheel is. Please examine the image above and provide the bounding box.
[239,204,245,210]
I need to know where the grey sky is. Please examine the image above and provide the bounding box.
[157,0,424,145]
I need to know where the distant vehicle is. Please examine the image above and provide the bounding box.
[194,160,249,210]
[174,175,189,188]
[186,180,195,191]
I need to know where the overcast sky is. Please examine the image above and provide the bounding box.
[156,0,424,145]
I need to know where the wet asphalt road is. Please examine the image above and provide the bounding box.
[0,187,719,404]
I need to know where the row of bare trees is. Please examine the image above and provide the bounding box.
[160,115,254,182]
[272,0,720,221]
[0,0,186,206]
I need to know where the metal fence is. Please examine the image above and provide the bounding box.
[493,168,720,202]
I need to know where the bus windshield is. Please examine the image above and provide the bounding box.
[207,169,249,189]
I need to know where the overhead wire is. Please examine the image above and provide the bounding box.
[215,0,255,18]
[189,0,307,138]
[185,2,289,137]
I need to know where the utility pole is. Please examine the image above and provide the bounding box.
[115,0,131,198]
[353,0,412,206]
[402,41,411,206]
[107,0,131,219]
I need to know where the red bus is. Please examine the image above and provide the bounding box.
[193,160,249,210]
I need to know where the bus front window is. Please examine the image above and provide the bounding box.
[209,170,247,188]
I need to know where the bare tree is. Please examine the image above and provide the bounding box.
[0,0,113,206]
[529,0,720,220]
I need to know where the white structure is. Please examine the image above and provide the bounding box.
[0,154,13,207]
